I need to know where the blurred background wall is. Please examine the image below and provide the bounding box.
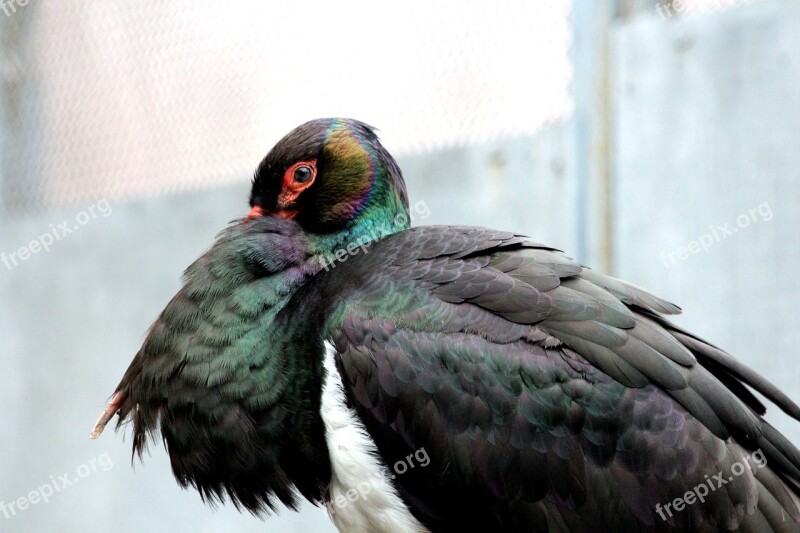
[1,0,797,531]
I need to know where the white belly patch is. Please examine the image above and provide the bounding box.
[320,341,429,533]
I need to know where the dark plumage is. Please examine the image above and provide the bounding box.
[93,118,800,532]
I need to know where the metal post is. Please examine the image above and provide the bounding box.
[572,0,618,273]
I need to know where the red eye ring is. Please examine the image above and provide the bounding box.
[276,159,317,214]
[283,160,317,190]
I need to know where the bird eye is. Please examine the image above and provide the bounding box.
[293,165,313,183]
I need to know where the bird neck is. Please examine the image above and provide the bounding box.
[308,173,410,262]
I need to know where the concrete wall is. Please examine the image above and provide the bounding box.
[613,0,800,446]
[2,1,800,531]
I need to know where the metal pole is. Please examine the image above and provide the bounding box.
[572,0,617,273]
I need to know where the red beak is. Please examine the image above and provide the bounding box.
[246,205,266,221]
[245,204,298,221]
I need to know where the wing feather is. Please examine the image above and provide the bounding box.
[316,225,800,531]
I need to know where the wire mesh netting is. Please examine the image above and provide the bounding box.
[0,1,574,214]
[0,0,761,215]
